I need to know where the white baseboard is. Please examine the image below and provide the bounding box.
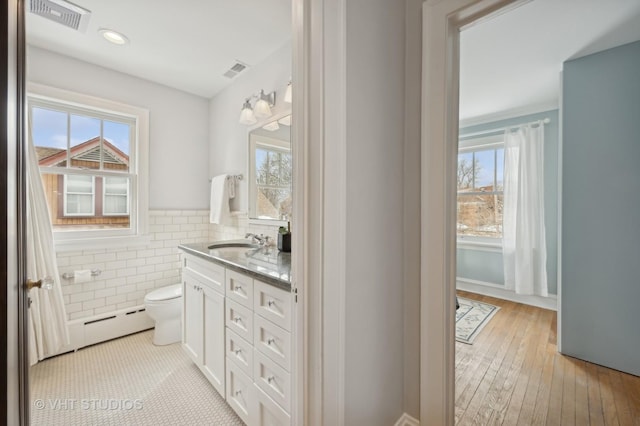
[394,413,420,426]
[54,305,155,356]
[457,278,557,311]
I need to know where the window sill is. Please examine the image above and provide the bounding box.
[54,234,153,252]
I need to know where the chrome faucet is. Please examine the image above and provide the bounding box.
[245,233,270,246]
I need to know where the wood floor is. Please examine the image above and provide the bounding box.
[455,290,640,426]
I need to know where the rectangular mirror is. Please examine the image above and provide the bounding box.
[248,113,292,222]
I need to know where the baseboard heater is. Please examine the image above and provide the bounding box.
[54,305,155,356]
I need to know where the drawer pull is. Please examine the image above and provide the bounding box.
[267,376,275,384]
[267,338,275,346]
[235,285,242,292]
[268,300,275,307]
[234,349,242,355]
[235,390,242,396]
[234,317,242,323]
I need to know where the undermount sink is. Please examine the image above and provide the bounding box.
[208,241,260,250]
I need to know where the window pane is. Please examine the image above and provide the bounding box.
[104,195,128,215]
[66,175,93,194]
[32,107,68,168]
[457,152,474,191]
[70,114,101,170]
[104,121,130,172]
[66,194,94,215]
[280,153,292,185]
[474,149,495,190]
[457,193,503,238]
[105,177,128,195]
[104,177,129,215]
[496,148,504,191]
[256,148,268,185]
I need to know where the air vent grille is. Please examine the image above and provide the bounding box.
[30,0,91,32]
[223,61,249,79]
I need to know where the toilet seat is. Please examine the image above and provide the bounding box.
[144,283,182,303]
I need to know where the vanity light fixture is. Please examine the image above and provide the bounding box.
[239,99,257,125]
[284,80,292,103]
[98,28,129,45]
[238,89,277,125]
[254,90,276,119]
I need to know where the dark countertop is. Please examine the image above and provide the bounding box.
[178,241,291,292]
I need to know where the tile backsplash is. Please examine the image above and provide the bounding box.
[57,210,281,321]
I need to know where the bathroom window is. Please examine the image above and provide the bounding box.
[457,136,504,240]
[28,85,149,247]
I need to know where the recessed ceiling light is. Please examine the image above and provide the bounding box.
[98,28,129,45]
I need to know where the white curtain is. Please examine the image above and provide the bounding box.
[502,123,548,296]
[27,120,70,365]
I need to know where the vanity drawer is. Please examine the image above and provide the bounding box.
[226,329,253,378]
[251,384,291,426]
[225,299,253,344]
[226,357,252,424]
[254,280,291,332]
[253,349,291,412]
[226,269,254,308]
[254,315,291,371]
[183,254,225,295]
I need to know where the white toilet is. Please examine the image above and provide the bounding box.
[144,283,183,346]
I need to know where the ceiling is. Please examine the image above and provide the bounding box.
[460,0,640,123]
[26,0,640,114]
[26,0,292,99]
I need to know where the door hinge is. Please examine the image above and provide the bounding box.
[293,287,298,303]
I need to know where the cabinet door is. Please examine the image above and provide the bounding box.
[182,274,203,365]
[201,286,225,396]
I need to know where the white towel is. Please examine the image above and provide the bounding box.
[210,174,231,225]
[227,176,236,199]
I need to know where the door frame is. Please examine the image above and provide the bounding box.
[420,0,528,423]
[4,0,28,424]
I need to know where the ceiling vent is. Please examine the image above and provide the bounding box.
[29,0,91,33]
[223,61,249,79]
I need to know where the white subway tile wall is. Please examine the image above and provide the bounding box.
[58,210,210,320]
[58,210,281,321]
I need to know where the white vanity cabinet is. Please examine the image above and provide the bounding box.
[181,250,293,426]
[182,254,226,396]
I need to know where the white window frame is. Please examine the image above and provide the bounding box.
[457,133,504,247]
[63,174,96,216]
[248,132,292,226]
[28,83,150,251]
[103,176,130,216]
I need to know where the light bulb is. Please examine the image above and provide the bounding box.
[254,90,273,119]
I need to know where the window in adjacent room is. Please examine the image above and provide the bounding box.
[457,134,504,240]
[28,85,149,245]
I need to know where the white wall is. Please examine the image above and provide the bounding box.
[26,46,210,210]
[344,0,406,424]
[208,41,292,214]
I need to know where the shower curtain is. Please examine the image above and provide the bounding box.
[502,122,548,297]
[27,121,70,365]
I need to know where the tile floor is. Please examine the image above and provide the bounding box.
[30,330,244,426]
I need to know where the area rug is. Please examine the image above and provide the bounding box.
[456,297,500,344]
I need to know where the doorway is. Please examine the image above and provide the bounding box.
[422,0,640,423]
